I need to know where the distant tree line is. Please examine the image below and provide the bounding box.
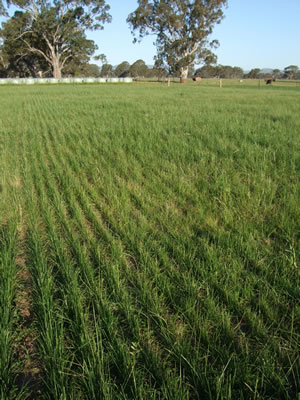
[95,59,167,79]
[194,65,300,80]
[100,62,300,80]
[1,43,299,80]
[244,65,300,80]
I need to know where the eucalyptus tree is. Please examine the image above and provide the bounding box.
[0,47,8,76]
[1,0,111,78]
[128,0,227,81]
[272,69,281,79]
[129,59,148,77]
[247,68,260,79]
[100,63,113,77]
[284,65,299,80]
[114,61,130,78]
[1,11,50,76]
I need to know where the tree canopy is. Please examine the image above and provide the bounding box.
[284,65,299,80]
[114,61,130,78]
[0,1,5,16]
[129,59,148,77]
[127,0,227,80]
[100,63,113,77]
[194,64,244,79]
[0,0,111,77]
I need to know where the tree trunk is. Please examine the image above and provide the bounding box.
[52,57,62,78]
[180,66,189,83]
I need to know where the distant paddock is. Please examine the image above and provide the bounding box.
[134,77,300,88]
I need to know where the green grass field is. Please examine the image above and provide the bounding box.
[0,82,299,399]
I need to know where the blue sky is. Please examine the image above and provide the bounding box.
[89,0,300,71]
[1,0,300,71]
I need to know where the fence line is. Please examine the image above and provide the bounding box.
[0,77,133,85]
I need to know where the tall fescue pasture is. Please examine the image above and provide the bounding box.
[0,82,299,399]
